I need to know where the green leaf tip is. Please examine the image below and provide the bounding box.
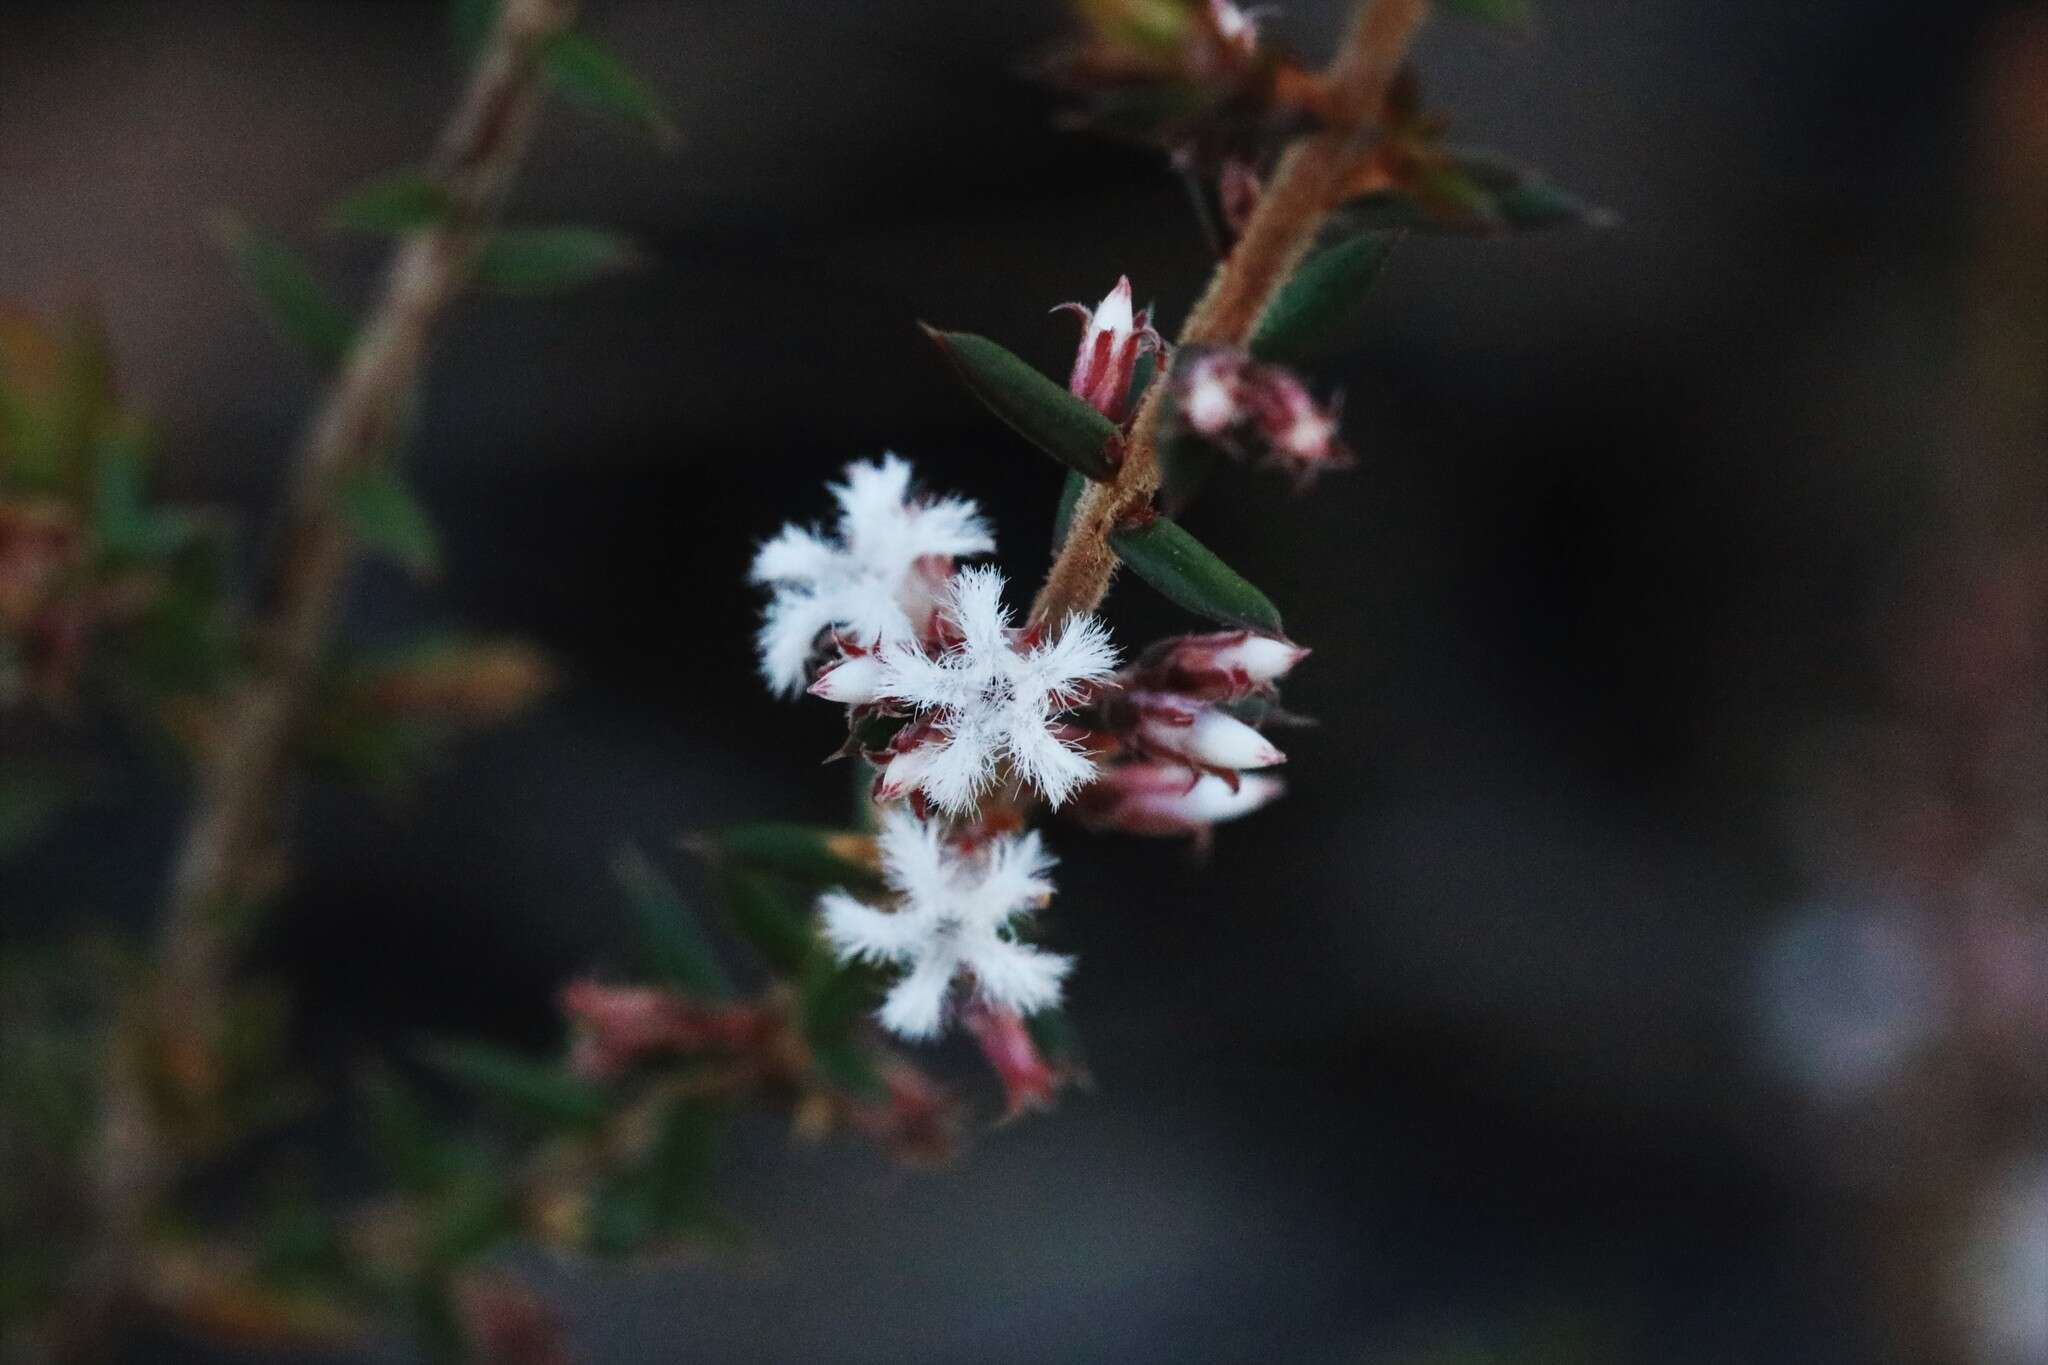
[216,218,354,368]
[341,468,441,577]
[922,325,1121,483]
[328,170,451,235]
[544,32,681,150]
[1110,515,1285,635]
[1251,230,1400,364]
[471,227,642,296]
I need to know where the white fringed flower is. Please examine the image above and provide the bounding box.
[874,566,1120,814]
[819,810,1072,1039]
[751,455,994,696]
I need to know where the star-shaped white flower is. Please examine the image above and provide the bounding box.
[751,455,994,696]
[819,810,1071,1039]
[874,566,1120,815]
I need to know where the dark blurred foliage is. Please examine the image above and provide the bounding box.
[0,0,2032,1361]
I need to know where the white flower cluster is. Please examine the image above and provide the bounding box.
[750,455,993,697]
[820,810,1070,1039]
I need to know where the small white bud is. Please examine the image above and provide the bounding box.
[809,652,887,704]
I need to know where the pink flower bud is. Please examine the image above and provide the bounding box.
[1128,690,1285,770]
[847,1063,959,1165]
[1132,630,1309,701]
[1206,0,1261,59]
[1056,276,1164,424]
[965,1004,1066,1118]
[453,1276,574,1365]
[809,650,888,704]
[1246,368,1353,488]
[1178,349,1247,437]
[871,736,940,803]
[559,980,772,1081]
[1073,761,1285,838]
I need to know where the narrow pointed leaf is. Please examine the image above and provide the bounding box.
[1251,231,1399,364]
[470,227,638,295]
[1109,516,1284,634]
[716,869,814,976]
[709,823,882,891]
[341,468,440,576]
[359,1066,454,1197]
[543,32,680,149]
[615,849,731,998]
[220,221,354,368]
[922,326,1120,482]
[328,170,450,235]
[421,1041,609,1130]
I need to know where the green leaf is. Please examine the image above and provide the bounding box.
[921,326,1121,482]
[470,227,639,295]
[708,823,882,892]
[1250,231,1399,364]
[1440,0,1535,24]
[614,849,731,999]
[359,1066,453,1197]
[1052,468,1087,549]
[799,957,885,1099]
[219,220,354,368]
[1109,516,1285,634]
[1339,151,1612,237]
[450,0,501,61]
[328,170,450,235]
[587,1097,721,1256]
[543,32,680,149]
[421,1041,609,1131]
[93,436,199,564]
[717,869,814,976]
[341,467,440,576]
[423,1154,517,1268]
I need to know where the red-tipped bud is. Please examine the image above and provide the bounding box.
[1056,276,1165,424]
[1178,349,1247,438]
[847,1063,960,1165]
[809,650,888,705]
[1128,690,1285,770]
[1132,629,1310,702]
[559,981,774,1081]
[1247,369,1354,488]
[1073,761,1286,838]
[965,1004,1066,1118]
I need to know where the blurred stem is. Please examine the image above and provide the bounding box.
[55,4,579,1361]
[1030,0,1430,626]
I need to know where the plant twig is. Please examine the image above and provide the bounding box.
[1031,0,1430,626]
[57,5,578,1359]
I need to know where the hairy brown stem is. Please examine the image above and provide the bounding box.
[52,5,578,1360]
[1031,0,1430,626]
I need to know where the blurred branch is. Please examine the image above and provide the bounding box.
[1031,0,1430,626]
[54,3,580,1360]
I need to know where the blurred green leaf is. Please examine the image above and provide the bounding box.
[328,170,450,235]
[799,956,885,1099]
[421,1041,609,1131]
[470,227,639,295]
[449,0,500,61]
[423,1154,517,1269]
[93,436,200,564]
[615,848,731,999]
[1340,150,1611,236]
[543,32,680,149]
[360,1066,454,1197]
[341,467,440,577]
[708,823,882,892]
[717,869,814,976]
[1250,230,1399,364]
[1109,516,1285,634]
[219,220,355,368]
[921,326,1121,482]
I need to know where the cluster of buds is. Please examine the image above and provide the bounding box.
[1056,275,1166,425]
[559,980,781,1082]
[1171,345,1353,489]
[1068,630,1306,844]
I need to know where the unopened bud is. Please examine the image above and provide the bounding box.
[1128,690,1284,770]
[1056,276,1165,424]
[1074,762,1285,838]
[1133,630,1309,701]
[809,650,888,705]
[965,1004,1066,1118]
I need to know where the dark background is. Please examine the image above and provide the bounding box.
[0,0,2025,1360]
